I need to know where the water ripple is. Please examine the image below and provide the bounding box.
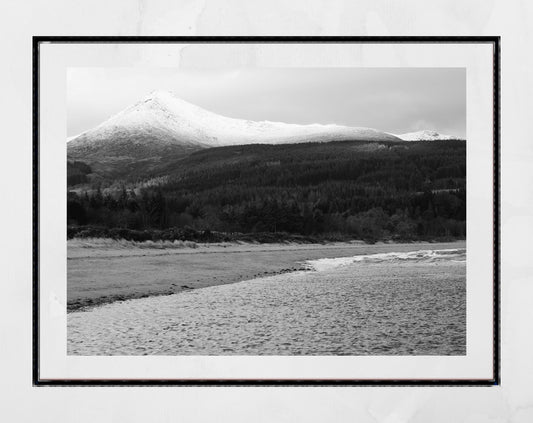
[68,251,466,356]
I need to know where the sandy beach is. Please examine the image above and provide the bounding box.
[68,239,465,311]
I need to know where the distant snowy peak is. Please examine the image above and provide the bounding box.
[396,130,464,141]
[68,90,402,151]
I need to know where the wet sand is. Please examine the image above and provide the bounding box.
[67,239,465,311]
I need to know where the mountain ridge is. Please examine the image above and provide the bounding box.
[395,130,464,141]
[68,90,403,152]
[67,91,464,180]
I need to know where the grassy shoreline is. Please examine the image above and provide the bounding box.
[67,239,465,312]
[68,225,464,244]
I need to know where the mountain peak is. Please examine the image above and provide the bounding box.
[137,90,217,123]
[68,92,402,152]
[145,89,170,100]
[144,90,187,105]
[397,130,463,141]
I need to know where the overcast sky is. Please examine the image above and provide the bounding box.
[67,67,465,138]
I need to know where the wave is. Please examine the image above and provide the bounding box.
[304,248,466,272]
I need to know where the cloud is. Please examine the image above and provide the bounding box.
[67,67,465,138]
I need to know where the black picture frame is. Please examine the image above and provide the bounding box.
[33,36,500,387]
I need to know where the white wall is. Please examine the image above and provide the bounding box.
[1,0,532,422]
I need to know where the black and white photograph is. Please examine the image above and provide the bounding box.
[33,37,499,386]
[65,66,467,356]
[6,0,533,420]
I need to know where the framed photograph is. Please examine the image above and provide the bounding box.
[33,36,499,386]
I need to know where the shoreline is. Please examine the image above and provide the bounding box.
[68,239,466,312]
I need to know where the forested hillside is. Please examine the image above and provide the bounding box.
[67,140,466,242]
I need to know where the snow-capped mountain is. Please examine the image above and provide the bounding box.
[395,130,463,141]
[68,90,401,156]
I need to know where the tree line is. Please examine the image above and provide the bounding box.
[68,140,466,242]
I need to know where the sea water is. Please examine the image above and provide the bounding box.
[68,248,466,355]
